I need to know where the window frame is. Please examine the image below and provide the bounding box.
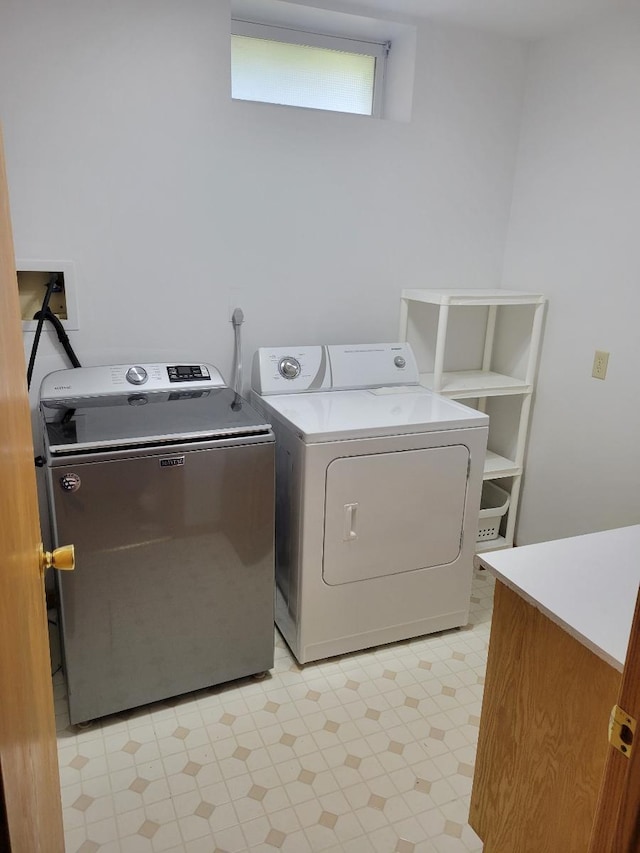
[231,19,390,118]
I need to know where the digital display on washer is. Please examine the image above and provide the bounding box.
[167,365,210,382]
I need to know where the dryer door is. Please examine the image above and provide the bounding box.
[322,445,469,585]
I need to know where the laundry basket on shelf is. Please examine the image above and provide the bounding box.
[477,482,510,542]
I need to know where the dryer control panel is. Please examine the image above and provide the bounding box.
[252,343,419,395]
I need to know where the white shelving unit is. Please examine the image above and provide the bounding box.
[399,289,546,551]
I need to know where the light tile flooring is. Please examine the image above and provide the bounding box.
[55,570,494,853]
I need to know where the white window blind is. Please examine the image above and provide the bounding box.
[231,22,389,117]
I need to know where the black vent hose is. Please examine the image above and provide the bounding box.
[26,273,58,390]
[32,307,81,369]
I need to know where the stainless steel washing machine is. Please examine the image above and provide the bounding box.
[40,362,275,725]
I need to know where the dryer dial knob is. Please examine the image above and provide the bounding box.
[278,357,301,380]
[126,366,148,385]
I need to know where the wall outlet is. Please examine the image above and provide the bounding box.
[592,349,609,380]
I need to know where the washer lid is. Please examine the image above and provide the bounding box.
[41,387,272,454]
[258,386,488,442]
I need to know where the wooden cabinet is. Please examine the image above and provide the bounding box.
[470,527,640,852]
[399,289,546,549]
[470,580,619,852]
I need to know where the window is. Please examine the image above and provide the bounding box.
[231,20,389,117]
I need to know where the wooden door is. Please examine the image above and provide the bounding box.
[0,127,65,850]
[589,585,640,852]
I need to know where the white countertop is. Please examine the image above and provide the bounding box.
[476,525,640,672]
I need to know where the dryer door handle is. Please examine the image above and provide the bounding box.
[343,503,359,541]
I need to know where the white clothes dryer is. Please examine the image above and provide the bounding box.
[251,343,488,664]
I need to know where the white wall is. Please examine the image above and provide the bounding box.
[503,4,640,543]
[0,0,525,403]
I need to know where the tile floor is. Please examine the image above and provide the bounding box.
[55,570,494,853]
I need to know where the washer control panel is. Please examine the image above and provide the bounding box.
[40,363,225,400]
[252,343,419,395]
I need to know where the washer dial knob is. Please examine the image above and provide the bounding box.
[394,356,406,368]
[278,357,301,380]
[126,366,148,386]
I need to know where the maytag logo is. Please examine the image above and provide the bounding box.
[160,456,185,468]
[54,385,72,390]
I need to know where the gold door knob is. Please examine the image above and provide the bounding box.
[40,544,75,572]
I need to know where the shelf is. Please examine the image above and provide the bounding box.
[476,536,509,553]
[402,289,545,307]
[400,287,546,553]
[483,451,521,480]
[419,370,532,398]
